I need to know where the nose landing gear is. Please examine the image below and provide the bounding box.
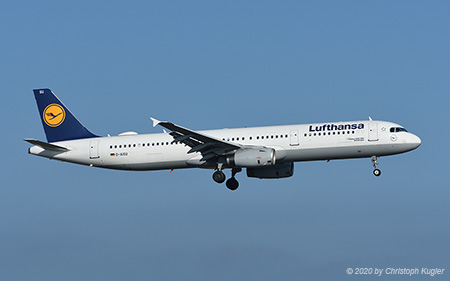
[372,156,381,177]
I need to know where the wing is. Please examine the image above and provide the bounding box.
[151,117,241,162]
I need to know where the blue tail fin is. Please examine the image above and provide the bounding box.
[33,89,98,142]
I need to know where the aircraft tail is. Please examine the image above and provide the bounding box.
[33,89,98,143]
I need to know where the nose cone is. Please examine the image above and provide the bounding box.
[409,134,422,150]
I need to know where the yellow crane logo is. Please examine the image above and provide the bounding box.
[43,104,65,127]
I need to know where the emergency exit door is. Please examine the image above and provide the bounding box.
[290,130,299,146]
[89,140,100,159]
[368,122,379,141]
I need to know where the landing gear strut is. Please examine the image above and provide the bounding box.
[226,168,242,191]
[212,163,242,190]
[212,163,226,183]
[372,156,381,177]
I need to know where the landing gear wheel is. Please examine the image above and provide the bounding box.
[373,169,381,177]
[371,156,381,177]
[212,170,226,183]
[226,177,239,191]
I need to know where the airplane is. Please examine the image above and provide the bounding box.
[26,89,421,190]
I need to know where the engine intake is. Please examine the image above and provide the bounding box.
[227,148,275,167]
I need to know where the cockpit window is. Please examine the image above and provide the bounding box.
[390,127,408,133]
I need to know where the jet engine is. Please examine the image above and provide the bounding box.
[247,162,294,179]
[226,148,275,167]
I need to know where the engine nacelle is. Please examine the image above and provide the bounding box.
[227,148,275,167]
[247,162,294,179]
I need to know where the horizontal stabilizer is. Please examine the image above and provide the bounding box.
[24,139,69,152]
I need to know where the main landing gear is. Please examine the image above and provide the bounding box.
[372,156,381,177]
[226,168,242,191]
[212,165,242,191]
[212,170,226,183]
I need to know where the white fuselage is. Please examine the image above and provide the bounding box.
[29,120,421,171]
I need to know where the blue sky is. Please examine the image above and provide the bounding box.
[1,1,449,280]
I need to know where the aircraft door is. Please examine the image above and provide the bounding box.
[368,122,379,141]
[89,139,100,159]
[290,130,299,146]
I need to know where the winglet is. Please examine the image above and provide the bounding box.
[150,117,160,127]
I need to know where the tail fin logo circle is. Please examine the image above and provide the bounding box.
[43,104,65,127]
